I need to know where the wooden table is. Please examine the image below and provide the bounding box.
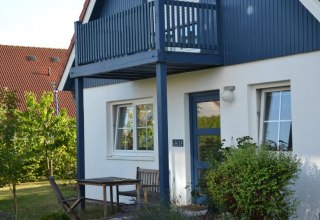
[77,177,141,218]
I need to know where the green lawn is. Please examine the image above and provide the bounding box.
[0,182,205,220]
[0,181,104,220]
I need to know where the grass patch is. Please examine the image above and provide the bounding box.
[0,181,105,220]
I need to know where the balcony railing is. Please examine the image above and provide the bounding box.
[75,0,219,66]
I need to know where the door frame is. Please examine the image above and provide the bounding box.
[189,90,220,197]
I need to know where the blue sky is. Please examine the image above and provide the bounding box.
[0,0,84,49]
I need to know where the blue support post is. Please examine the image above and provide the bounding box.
[155,0,165,56]
[156,62,170,203]
[155,0,170,203]
[75,77,85,208]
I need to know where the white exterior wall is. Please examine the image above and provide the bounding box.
[83,51,320,219]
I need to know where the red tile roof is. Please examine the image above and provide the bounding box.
[0,44,76,117]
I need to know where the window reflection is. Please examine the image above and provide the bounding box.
[262,90,292,151]
[197,101,220,128]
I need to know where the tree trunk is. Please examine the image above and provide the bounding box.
[13,182,18,220]
[46,149,50,177]
[50,157,53,176]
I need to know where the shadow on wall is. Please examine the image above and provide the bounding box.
[294,159,320,219]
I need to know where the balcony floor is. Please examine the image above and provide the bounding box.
[70,50,223,80]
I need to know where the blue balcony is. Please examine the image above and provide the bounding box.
[71,0,223,79]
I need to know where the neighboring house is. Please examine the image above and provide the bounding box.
[0,45,75,116]
[59,0,320,218]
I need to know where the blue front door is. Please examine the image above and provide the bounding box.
[190,90,221,202]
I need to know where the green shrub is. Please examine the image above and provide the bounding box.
[205,137,301,219]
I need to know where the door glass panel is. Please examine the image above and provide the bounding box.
[197,101,220,128]
[198,135,220,161]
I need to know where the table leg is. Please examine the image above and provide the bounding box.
[103,184,107,219]
[110,186,114,213]
[116,186,120,211]
[136,182,141,208]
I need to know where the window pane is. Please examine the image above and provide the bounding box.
[115,106,133,150]
[136,104,154,151]
[118,106,133,128]
[263,122,278,150]
[264,92,280,121]
[198,135,220,161]
[136,104,153,127]
[279,121,292,151]
[137,127,154,150]
[116,129,133,150]
[197,101,220,129]
[280,91,291,120]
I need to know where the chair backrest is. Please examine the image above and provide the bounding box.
[137,167,159,192]
[49,176,68,211]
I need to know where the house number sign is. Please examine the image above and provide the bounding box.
[172,139,184,147]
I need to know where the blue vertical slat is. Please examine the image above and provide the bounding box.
[89,22,93,62]
[96,20,100,60]
[74,21,80,66]
[187,3,191,48]
[138,5,142,51]
[75,24,80,65]
[133,7,137,53]
[115,13,119,57]
[303,5,308,52]
[101,18,106,60]
[129,9,132,54]
[146,2,150,49]
[197,4,202,49]
[106,17,110,58]
[298,2,304,53]
[111,14,115,57]
[142,3,147,50]
[128,9,132,54]
[182,2,186,47]
[118,12,122,56]
[93,20,97,61]
[165,1,169,47]
[306,9,313,52]
[85,23,89,64]
[178,2,182,47]
[171,0,176,47]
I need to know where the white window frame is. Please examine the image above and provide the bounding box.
[111,98,155,159]
[259,87,292,151]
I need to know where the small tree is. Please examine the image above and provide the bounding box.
[205,137,301,219]
[0,88,32,219]
[18,92,76,179]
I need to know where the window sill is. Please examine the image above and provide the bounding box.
[107,155,154,161]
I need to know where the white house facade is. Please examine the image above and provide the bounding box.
[78,50,320,218]
[59,0,320,219]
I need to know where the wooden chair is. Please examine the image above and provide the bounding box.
[49,176,82,220]
[116,167,160,206]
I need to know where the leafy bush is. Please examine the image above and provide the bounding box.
[205,137,301,219]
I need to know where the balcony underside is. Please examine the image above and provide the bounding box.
[70,50,223,80]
